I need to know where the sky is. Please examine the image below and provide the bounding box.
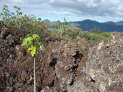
[0,0,123,22]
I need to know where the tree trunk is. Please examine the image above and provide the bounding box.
[34,57,36,92]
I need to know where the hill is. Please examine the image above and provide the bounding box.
[71,19,123,32]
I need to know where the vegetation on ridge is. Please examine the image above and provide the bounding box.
[0,5,112,45]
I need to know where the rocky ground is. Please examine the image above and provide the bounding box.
[0,22,123,92]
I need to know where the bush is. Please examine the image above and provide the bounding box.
[90,28,102,34]
[81,31,112,43]
[0,5,46,33]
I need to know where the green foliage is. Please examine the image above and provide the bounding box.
[56,19,69,38]
[81,31,112,43]
[0,5,11,25]
[47,29,61,39]
[0,5,46,32]
[28,45,37,57]
[91,28,102,34]
[22,34,45,56]
[62,29,82,40]
[0,5,112,44]
[47,25,112,43]
[0,5,22,27]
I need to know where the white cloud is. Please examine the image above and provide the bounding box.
[49,0,123,16]
[11,0,23,3]
[0,0,123,21]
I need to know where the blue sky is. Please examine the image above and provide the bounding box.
[0,0,123,22]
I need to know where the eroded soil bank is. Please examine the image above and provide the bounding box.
[0,23,123,92]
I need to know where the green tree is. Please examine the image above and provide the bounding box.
[0,5,46,32]
[22,34,45,92]
[0,5,11,25]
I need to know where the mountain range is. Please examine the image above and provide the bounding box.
[71,19,123,32]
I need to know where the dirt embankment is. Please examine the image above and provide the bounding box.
[0,22,123,92]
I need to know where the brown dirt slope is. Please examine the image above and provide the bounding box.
[1,22,123,92]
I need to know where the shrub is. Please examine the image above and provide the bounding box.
[81,31,112,43]
[0,5,46,33]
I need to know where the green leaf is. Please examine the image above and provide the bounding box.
[21,34,45,57]
[21,36,33,47]
[28,45,36,56]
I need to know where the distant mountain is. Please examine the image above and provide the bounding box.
[70,19,123,32]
